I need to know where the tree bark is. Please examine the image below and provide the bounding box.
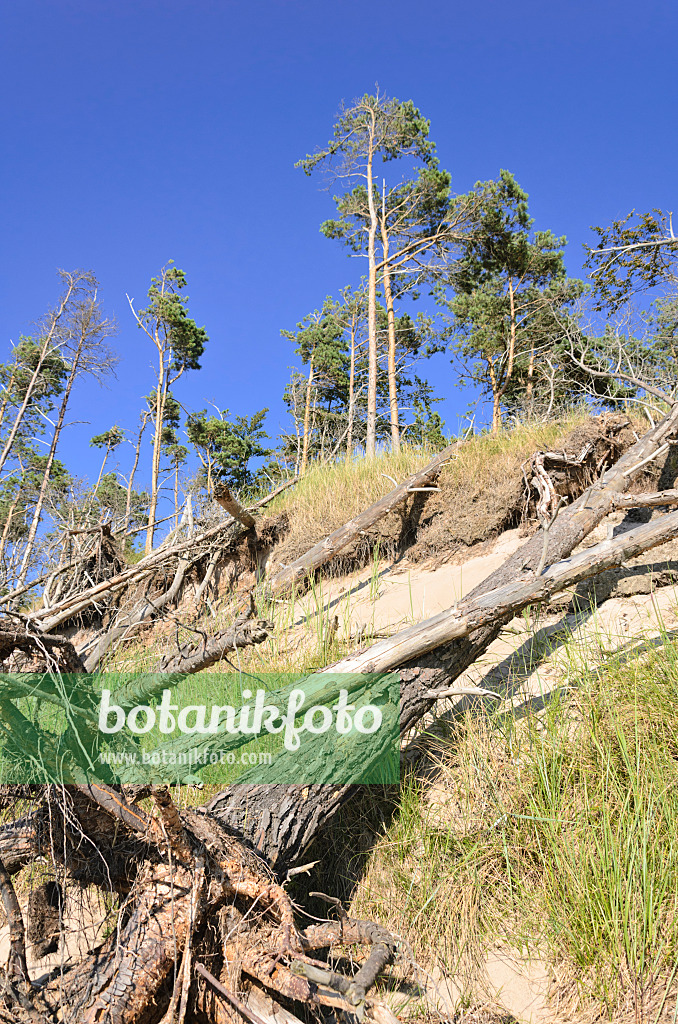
[17,333,83,585]
[300,354,314,475]
[124,412,149,537]
[365,115,379,458]
[346,315,356,460]
[214,484,256,528]
[380,184,400,453]
[207,403,678,861]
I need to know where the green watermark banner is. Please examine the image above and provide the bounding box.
[0,671,400,785]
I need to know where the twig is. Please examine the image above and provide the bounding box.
[195,962,270,1024]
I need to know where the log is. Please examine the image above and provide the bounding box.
[609,487,678,509]
[260,440,463,599]
[81,553,195,671]
[214,484,257,529]
[205,502,678,865]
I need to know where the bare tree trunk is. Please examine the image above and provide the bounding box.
[300,354,314,476]
[491,278,518,434]
[16,348,82,586]
[381,182,400,453]
[346,316,356,461]
[260,440,460,599]
[365,118,379,458]
[146,362,167,555]
[526,344,535,409]
[0,365,17,437]
[124,413,149,537]
[91,445,111,501]
[213,484,256,528]
[0,488,21,567]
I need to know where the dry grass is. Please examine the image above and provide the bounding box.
[265,412,616,573]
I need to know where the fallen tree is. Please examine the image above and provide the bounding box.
[0,408,677,1022]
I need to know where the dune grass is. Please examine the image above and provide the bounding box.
[264,412,600,569]
[350,625,678,1021]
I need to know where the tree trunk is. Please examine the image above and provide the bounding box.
[124,413,148,537]
[365,119,379,458]
[0,365,17,437]
[346,316,356,461]
[491,278,518,434]
[0,275,77,475]
[207,497,678,865]
[145,352,167,555]
[213,484,256,528]
[17,342,83,586]
[208,403,678,860]
[380,184,400,454]
[526,344,535,409]
[0,488,21,567]
[300,354,314,476]
[260,440,460,599]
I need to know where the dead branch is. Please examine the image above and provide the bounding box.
[214,484,257,529]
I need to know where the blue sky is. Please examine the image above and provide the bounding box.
[1,0,676,506]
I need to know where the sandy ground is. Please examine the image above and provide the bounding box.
[291,527,527,638]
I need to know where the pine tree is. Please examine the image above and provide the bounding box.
[128,262,208,553]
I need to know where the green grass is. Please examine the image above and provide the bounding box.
[353,629,678,1021]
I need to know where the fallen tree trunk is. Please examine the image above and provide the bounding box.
[214,483,257,528]
[259,440,461,599]
[1,418,678,1022]
[205,499,678,864]
[81,553,196,671]
[29,480,297,634]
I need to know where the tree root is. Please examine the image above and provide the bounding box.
[0,785,401,1024]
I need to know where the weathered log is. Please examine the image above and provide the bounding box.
[2,421,678,1021]
[81,553,195,671]
[205,502,678,864]
[259,440,462,599]
[608,487,678,509]
[0,618,86,672]
[151,615,272,674]
[214,483,257,528]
